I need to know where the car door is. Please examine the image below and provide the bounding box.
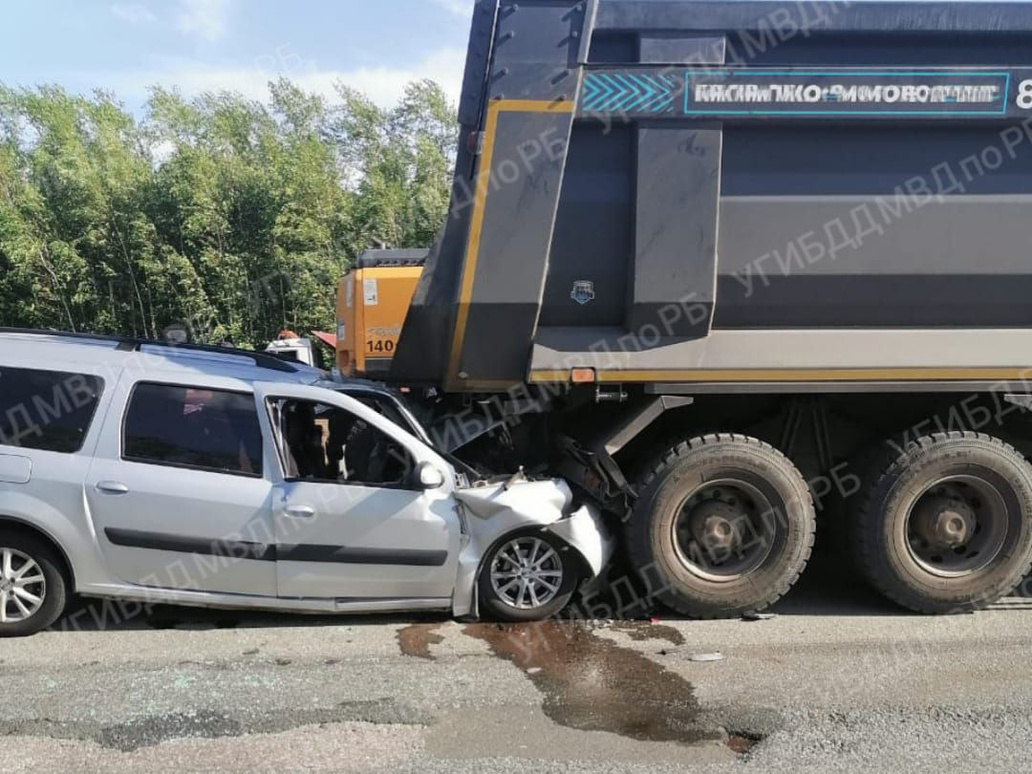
[84,373,278,597]
[253,382,461,603]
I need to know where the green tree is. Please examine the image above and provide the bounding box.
[0,76,458,346]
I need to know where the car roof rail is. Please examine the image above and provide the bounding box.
[0,328,300,373]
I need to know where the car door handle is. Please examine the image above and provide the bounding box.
[96,481,130,495]
[284,505,316,519]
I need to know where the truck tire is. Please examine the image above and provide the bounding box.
[851,431,1032,613]
[626,434,816,618]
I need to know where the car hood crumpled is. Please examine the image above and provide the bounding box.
[452,478,573,521]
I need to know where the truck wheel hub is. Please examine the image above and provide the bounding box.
[912,496,975,548]
[673,478,777,582]
[689,502,742,553]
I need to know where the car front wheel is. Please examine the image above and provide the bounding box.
[479,531,579,621]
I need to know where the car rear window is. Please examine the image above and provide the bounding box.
[0,366,104,453]
[123,383,263,477]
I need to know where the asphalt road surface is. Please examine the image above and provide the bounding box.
[4,559,1032,773]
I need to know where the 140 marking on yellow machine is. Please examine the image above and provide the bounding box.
[336,249,426,377]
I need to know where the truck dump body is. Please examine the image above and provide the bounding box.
[391,0,1032,392]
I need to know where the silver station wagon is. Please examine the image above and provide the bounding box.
[0,330,612,637]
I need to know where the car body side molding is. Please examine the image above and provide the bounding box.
[104,528,448,567]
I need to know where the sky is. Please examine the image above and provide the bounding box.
[0,0,475,111]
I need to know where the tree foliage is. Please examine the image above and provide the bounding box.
[0,78,457,345]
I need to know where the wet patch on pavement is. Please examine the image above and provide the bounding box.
[725,730,764,754]
[610,620,686,645]
[463,620,722,746]
[397,623,446,660]
[0,699,432,752]
[143,610,241,631]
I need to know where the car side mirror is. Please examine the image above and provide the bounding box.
[416,461,446,490]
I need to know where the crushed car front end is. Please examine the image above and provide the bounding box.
[450,476,614,618]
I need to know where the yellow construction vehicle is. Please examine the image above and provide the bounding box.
[336,249,426,377]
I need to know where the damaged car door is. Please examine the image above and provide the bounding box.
[254,383,461,607]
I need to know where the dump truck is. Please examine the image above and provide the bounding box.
[338,0,1032,618]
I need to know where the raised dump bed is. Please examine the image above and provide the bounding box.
[371,1,1032,619]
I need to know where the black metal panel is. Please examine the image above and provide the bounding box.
[460,303,542,384]
[356,249,429,269]
[458,0,501,127]
[595,1,1032,34]
[713,119,1032,330]
[589,31,640,63]
[389,142,475,384]
[541,122,634,328]
[639,34,726,65]
[741,32,1032,67]
[456,108,577,384]
[715,190,1032,330]
[629,124,721,337]
[714,275,1032,329]
[489,0,589,102]
[721,123,1032,196]
[396,1,592,388]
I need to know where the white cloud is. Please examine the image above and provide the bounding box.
[175,0,233,42]
[111,3,157,25]
[99,47,467,109]
[431,0,474,19]
[291,48,467,106]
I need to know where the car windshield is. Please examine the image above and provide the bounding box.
[336,385,480,484]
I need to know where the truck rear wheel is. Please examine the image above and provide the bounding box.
[626,434,816,619]
[852,431,1032,613]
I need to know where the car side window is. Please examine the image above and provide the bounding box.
[123,383,263,477]
[0,366,104,453]
[271,398,415,488]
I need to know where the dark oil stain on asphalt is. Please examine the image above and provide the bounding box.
[726,731,763,754]
[397,622,446,660]
[611,620,686,646]
[463,620,720,746]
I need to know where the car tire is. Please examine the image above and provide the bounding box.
[0,534,68,637]
[479,530,579,622]
[626,434,816,619]
[851,431,1032,613]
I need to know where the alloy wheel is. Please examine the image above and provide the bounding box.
[489,536,564,610]
[0,548,47,624]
